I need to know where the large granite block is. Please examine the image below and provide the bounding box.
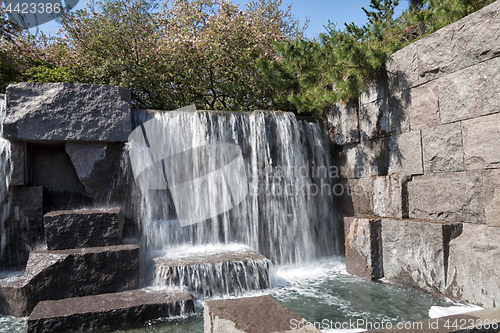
[9,141,25,186]
[339,138,390,179]
[325,100,360,145]
[0,244,139,316]
[408,171,485,223]
[385,41,419,91]
[373,175,409,219]
[204,295,321,333]
[407,81,440,131]
[359,98,386,141]
[154,247,271,298]
[381,219,462,294]
[388,130,423,176]
[4,82,131,142]
[446,224,500,307]
[462,112,500,170]
[344,217,383,280]
[422,123,465,173]
[43,208,123,250]
[439,57,500,124]
[337,178,374,217]
[27,288,194,333]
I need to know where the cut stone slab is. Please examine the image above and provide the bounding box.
[407,81,440,131]
[446,224,500,307]
[204,295,321,333]
[0,244,139,316]
[408,171,485,223]
[381,219,462,295]
[344,217,383,280]
[9,141,26,186]
[422,123,465,173]
[43,208,124,250]
[337,178,374,217]
[338,138,390,179]
[385,41,419,91]
[483,169,500,227]
[154,246,271,298]
[27,287,194,333]
[4,82,131,142]
[462,112,500,170]
[373,175,409,219]
[325,100,360,146]
[388,130,423,176]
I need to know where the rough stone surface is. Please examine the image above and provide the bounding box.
[9,141,25,186]
[0,244,139,316]
[359,98,386,141]
[462,112,500,170]
[325,100,360,145]
[384,90,411,135]
[385,41,419,91]
[373,175,409,219]
[388,130,423,176]
[65,142,128,205]
[359,75,388,105]
[43,208,124,250]
[408,171,485,223]
[339,138,390,179]
[344,218,383,280]
[4,82,131,142]
[381,219,462,294]
[446,224,500,307]
[1,186,43,270]
[204,295,321,333]
[422,123,465,173]
[27,288,194,333]
[438,57,500,124]
[337,178,373,217]
[483,169,500,227]
[408,81,440,131]
[154,247,271,298]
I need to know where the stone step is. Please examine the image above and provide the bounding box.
[0,244,139,316]
[43,208,124,250]
[27,287,194,333]
[154,246,272,298]
[204,295,321,333]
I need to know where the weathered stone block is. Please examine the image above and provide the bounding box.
[43,208,124,250]
[381,218,462,294]
[325,100,360,145]
[407,81,440,131]
[65,142,128,205]
[339,138,390,179]
[359,75,388,105]
[408,171,485,223]
[446,224,500,307]
[439,57,500,124]
[1,186,43,270]
[0,244,139,316]
[4,82,131,142]
[483,169,500,227]
[337,178,374,217]
[154,247,271,298]
[373,175,409,219]
[462,112,500,170]
[422,123,465,173]
[388,130,423,176]
[344,217,383,280]
[27,288,194,333]
[204,295,321,333]
[386,41,419,91]
[359,98,386,141]
[9,141,25,186]
[384,90,411,135]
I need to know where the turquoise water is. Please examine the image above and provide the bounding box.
[0,257,455,333]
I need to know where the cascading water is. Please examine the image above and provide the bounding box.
[0,96,12,265]
[129,110,342,280]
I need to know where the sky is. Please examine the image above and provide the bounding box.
[29,0,410,39]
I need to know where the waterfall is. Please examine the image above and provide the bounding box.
[129,110,341,266]
[0,96,12,262]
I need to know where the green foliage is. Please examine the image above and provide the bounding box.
[261,0,496,115]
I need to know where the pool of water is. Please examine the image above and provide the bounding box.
[0,257,460,333]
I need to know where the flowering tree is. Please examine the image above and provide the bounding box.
[4,0,306,111]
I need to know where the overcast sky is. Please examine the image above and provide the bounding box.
[29,0,409,39]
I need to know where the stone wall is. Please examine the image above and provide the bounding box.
[1,82,134,269]
[330,0,500,307]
